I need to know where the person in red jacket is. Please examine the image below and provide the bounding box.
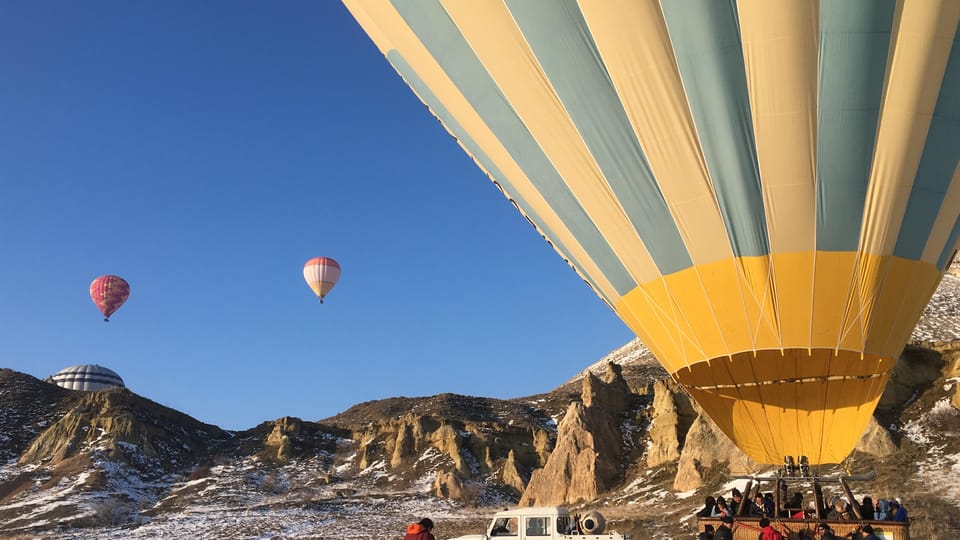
[404,518,435,540]
[758,517,783,540]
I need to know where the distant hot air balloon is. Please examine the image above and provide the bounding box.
[344,1,960,465]
[89,275,130,322]
[48,364,125,391]
[303,257,341,303]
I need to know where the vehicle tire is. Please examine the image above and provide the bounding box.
[579,511,605,534]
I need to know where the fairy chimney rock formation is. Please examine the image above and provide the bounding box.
[673,413,760,492]
[519,363,633,506]
[646,379,681,468]
[855,416,897,457]
[265,416,302,461]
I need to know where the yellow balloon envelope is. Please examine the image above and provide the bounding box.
[343,0,960,464]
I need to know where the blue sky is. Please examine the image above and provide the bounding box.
[0,2,634,430]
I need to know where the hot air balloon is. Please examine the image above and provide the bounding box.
[48,364,125,391]
[303,257,341,303]
[343,0,960,465]
[89,275,130,322]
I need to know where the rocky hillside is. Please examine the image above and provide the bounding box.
[2,274,960,538]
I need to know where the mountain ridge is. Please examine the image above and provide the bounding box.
[2,272,960,538]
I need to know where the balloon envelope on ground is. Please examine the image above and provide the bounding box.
[343,0,960,464]
[89,275,130,322]
[48,364,125,391]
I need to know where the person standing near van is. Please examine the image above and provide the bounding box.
[404,518,435,540]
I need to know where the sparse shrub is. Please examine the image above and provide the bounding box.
[89,498,134,527]
[926,401,960,434]
[189,463,212,480]
[260,472,289,495]
[460,481,481,508]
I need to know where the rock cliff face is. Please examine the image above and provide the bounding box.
[18,388,227,472]
[855,416,897,457]
[325,393,556,498]
[0,369,73,463]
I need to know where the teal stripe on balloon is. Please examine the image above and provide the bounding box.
[659,0,768,258]
[385,51,609,300]
[388,0,636,296]
[504,0,692,275]
[937,216,960,270]
[896,30,960,260]
[817,0,895,252]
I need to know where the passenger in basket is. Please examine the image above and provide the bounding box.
[714,516,734,540]
[712,496,731,518]
[758,517,783,540]
[729,488,743,516]
[889,499,909,522]
[814,522,840,539]
[874,498,891,520]
[763,493,776,517]
[826,498,853,520]
[859,496,875,520]
[697,495,717,518]
[859,524,881,540]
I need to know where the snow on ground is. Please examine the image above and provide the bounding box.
[0,449,470,539]
[911,272,960,343]
[901,397,960,505]
[63,495,464,540]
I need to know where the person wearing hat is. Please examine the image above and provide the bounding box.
[859,524,881,540]
[697,523,715,540]
[403,518,435,540]
[889,499,909,522]
[875,498,891,520]
[714,516,733,540]
[814,522,840,539]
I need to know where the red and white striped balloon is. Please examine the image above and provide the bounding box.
[303,257,340,303]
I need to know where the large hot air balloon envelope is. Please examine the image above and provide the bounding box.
[89,275,130,322]
[344,0,960,464]
[49,364,125,391]
[303,257,341,303]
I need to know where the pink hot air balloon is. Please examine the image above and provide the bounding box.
[303,257,340,303]
[89,275,130,322]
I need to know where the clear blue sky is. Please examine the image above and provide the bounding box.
[0,2,634,430]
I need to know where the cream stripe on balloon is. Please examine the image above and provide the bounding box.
[579,0,732,267]
[860,0,960,256]
[736,0,818,255]
[441,0,661,285]
[922,164,960,264]
[343,0,621,304]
